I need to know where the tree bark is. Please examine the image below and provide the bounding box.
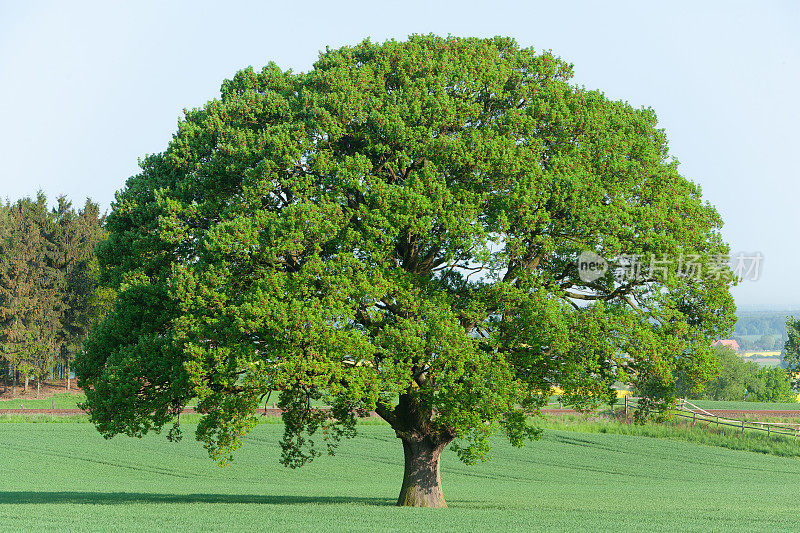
[376,392,455,508]
[66,361,70,391]
[396,436,448,507]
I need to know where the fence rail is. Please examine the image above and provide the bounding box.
[622,396,800,442]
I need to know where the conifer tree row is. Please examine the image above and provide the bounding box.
[0,193,108,396]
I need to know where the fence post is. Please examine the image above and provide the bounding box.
[768,425,771,438]
[624,395,629,418]
[795,427,798,443]
[692,411,696,426]
[741,420,745,435]
[716,416,719,429]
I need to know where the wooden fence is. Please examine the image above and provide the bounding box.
[623,396,800,442]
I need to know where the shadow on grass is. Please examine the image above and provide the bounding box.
[0,492,394,506]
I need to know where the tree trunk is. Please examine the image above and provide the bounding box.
[23,374,28,394]
[396,437,448,507]
[66,361,70,391]
[36,377,40,398]
[12,366,16,396]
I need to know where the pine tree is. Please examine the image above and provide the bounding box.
[0,194,106,396]
[26,194,64,396]
[0,202,15,392]
[56,198,106,389]
[0,198,44,393]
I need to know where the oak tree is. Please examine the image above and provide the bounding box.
[75,35,735,507]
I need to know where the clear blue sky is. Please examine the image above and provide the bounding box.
[1,1,797,306]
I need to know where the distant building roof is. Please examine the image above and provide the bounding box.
[712,339,740,352]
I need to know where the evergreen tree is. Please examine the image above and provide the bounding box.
[0,197,49,393]
[25,194,64,396]
[57,199,106,389]
[0,193,105,396]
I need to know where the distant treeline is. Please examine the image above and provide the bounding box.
[677,345,795,402]
[0,193,111,395]
[733,310,791,351]
[734,311,788,337]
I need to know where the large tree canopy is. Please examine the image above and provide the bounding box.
[76,35,735,507]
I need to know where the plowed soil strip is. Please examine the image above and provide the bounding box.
[2,407,799,418]
[540,408,800,418]
[0,408,381,417]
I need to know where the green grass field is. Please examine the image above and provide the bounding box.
[1,421,799,531]
[0,392,86,409]
[542,414,800,458]
[685,399,800,410]
[0,393,324,410]
[3,393,798,413]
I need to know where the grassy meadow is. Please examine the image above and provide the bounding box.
[0,392,86,409]
[1,419,800,531]
[684,399,800,411]
[2,393,798,413]
[541,414,800,458]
